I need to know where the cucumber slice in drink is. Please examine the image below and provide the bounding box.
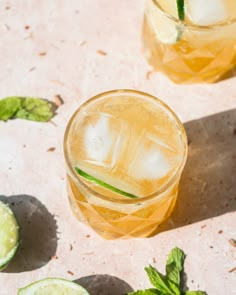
[75,167,138,199]
[176,0,185,20]
[18,278,90,295]
[0,201,20,270]
[146,0,185,45]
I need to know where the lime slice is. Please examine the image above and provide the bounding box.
[0,201,20,270]
[18,278,90,295]
[75,167,138,199]
[146,0,183,45]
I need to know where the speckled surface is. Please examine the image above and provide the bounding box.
[0,1,236,294]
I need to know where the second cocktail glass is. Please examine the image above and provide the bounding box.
[143,0,236,83]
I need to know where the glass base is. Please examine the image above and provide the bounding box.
[67,175,178,240]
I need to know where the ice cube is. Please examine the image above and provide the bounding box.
[79,113,124,168]
[84,116,112,163]
[136,147,170,180]
[187,0,228,25]
[129,132,172,180]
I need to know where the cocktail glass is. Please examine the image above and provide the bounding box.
[143,0,236,83]
[64,90,188,239]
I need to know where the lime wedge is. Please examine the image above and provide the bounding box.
[0,201,20,270]
[18,278,90,295]
[75,167,138,199]
[146,0,183,45]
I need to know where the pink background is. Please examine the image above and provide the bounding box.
[0,1,235,294]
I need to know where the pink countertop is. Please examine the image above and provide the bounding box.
[0,1,236,294]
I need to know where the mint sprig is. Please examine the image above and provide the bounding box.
[128,247,207,295]
[0,96,57,122]
[145,265,180,295]
[185,292,207,295]
[130,290,161,295]
[166,247,185,287]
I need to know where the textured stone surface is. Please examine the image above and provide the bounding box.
[0,1,236,294]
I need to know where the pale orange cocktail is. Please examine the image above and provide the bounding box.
[64,90,187,239]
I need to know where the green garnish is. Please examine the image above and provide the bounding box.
[128,247,207,295]
[176,0,185,21]
[0,96,57,122]
[74,167,138,199]
[0,201,20,271]
[185,292,207,295]
[166,247,185,287]
[129,290,161,295]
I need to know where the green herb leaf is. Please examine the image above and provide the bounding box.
[129,247,207,295]
[185,292,207,295]
[0,96,57,122]
[166,247,185,286]
[74,167,138,199]
[15,97,55,122]
[145,265,180,295]
[0,97,21,121]
[127,289,161,295]
[176,0,185,21]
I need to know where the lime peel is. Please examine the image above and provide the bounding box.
[75,167,138,199]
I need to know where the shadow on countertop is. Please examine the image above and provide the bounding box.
[158,108,236,232]
[0,194,58,273]
[74,274,133,295]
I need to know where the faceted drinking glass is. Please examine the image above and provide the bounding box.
[143,0,236,83]
[64,90,188,239]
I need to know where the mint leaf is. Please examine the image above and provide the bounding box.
[127,289,161,295]
[15,97,55,122]
[0,96,57,122]
[145,265,180,295]
[185,292,207,295]
[166,247,185,286]
[129,248,207,295]
[0,97,21,121]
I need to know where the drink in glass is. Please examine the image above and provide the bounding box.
[143,0,236,83]
[64,90,187,239]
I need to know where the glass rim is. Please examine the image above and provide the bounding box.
[152,0,236,30]
[64,89,188,204]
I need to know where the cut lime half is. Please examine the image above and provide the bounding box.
[18,278,90,295]
[0,201,20,270]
